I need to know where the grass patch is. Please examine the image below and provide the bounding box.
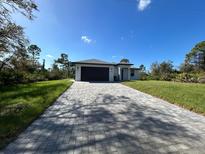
[123,80,205,115]
[0,79,73,148]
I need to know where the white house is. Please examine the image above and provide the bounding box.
[73,59,141,82]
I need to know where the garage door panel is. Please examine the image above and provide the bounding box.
[81,67,109,81]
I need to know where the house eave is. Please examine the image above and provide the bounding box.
[73,62,133,66]
[116,63,133,66]
[72,62,115,66]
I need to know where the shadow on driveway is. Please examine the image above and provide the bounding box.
[3,92,204,153]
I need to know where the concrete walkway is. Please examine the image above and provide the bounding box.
[2,82,205,154]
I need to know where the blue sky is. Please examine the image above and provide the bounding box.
[14,0,205,69]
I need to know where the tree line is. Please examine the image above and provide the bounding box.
[139,41,205,83]
[0,0,73,86]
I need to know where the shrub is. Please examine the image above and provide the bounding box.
[0,71,16,85]
[160,73,175,81]
[47,70,64,80]
[199,78,205,83]
[22,73,45,83]
[150,61,174,81]
[0,70,50,86]
[198,73,205,83]
[139,72,148,80]
[174,73,199,83]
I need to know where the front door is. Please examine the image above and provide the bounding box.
[121,68,128,80]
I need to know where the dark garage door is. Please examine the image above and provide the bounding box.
[81,67,109,81]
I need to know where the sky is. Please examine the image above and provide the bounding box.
[14,0,205,69]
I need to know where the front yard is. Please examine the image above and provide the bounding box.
[123,80,205,115]
[0,79,73,149]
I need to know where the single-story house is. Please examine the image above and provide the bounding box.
[73,59,141,82]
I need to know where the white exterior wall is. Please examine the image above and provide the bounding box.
[75,64,132,82]
[75,64,114,82]
[114,66,118,77]
[130,70,140,80]
[109,66,115,81]
[118,65,131,81]
[75,64,81,81]
[128,68,131,80]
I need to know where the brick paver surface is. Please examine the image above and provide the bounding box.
[2,82,205,154]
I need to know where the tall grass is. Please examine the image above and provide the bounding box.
[0,79,73,148]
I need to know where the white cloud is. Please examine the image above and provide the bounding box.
[46,54,54,59]
[137,0,151,11]
[81,36,92,44]
[112,55,117,58]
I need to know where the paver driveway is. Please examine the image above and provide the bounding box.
[2,82,205,154]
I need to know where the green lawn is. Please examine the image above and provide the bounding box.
[0,79,73,148]
[123,80,205,115]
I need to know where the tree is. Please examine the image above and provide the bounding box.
[0,0,38,54]
[150,61,174,81]
[0,1,49,85]
[0,0,38,72]
[159,61,174,80]
[55,53,71,77]
[150,62,160,80]
[42,59,45,71]
[0,0,38,25]
[27,44,41,65]
[48,63,64,80]
[10,46,30,71]
[179,63,195,73]
[120,58,130,64]
[185,41,205,71]
[0,23,29,71]
[159,61,174,74]
[139,64,146,71]
[56,53,69,67]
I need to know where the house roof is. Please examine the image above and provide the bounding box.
[73,59,133,66]
[73,59,115,65]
